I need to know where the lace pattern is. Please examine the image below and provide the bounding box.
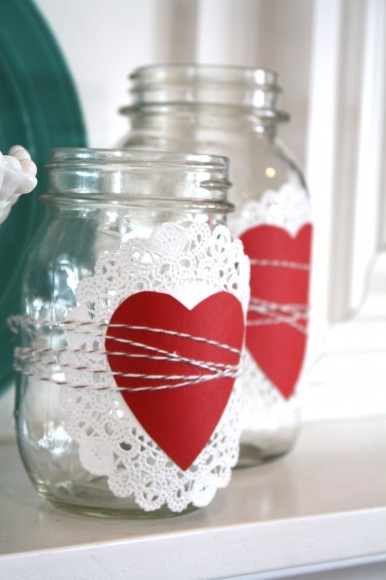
[229,184,311,426]
[61,381,241,511]
[60,221,249,511]
[229,183,311,238]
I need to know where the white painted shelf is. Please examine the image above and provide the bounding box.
[1,416,386,580]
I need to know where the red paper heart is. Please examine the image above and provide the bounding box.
[105,291,244,470]
[240,224,312,399]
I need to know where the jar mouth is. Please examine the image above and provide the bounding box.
[125,63,289,121]
[46,147,229,170]
[130,64,280,88]
[44,148,233,211]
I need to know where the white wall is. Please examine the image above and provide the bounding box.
[33,0,313,166]
[32,0,386,420]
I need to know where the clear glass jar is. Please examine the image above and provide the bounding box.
[120,65,312,466]
[12,148,250,517]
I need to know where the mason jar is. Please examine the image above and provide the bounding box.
[119,65,312,466]
[12,148,250,517]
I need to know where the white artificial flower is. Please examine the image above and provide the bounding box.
[0,145,37,223]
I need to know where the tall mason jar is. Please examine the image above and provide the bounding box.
[120,65,312,466]
[12,148,250,517]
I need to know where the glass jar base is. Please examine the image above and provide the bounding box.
[46,497,198,519]
[32,479,198,519]
[236,442,293,468]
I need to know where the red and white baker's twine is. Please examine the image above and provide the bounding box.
[10,317,242,392]
[248,258,310,334]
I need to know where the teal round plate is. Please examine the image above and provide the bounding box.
[0,0,87,393]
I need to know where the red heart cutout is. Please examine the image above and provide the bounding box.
[240,224,312,399]
[105,291,244,470]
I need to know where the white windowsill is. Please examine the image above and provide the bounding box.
[1,414,385,580]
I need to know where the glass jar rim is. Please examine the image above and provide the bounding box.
[125,63,289,121]
[46,147,229,171]
[44,148,233,211]
[130,63,280,88]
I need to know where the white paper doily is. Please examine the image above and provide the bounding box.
[229,183,311,238]
[229,184,312,431]
[59,220,249,512]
